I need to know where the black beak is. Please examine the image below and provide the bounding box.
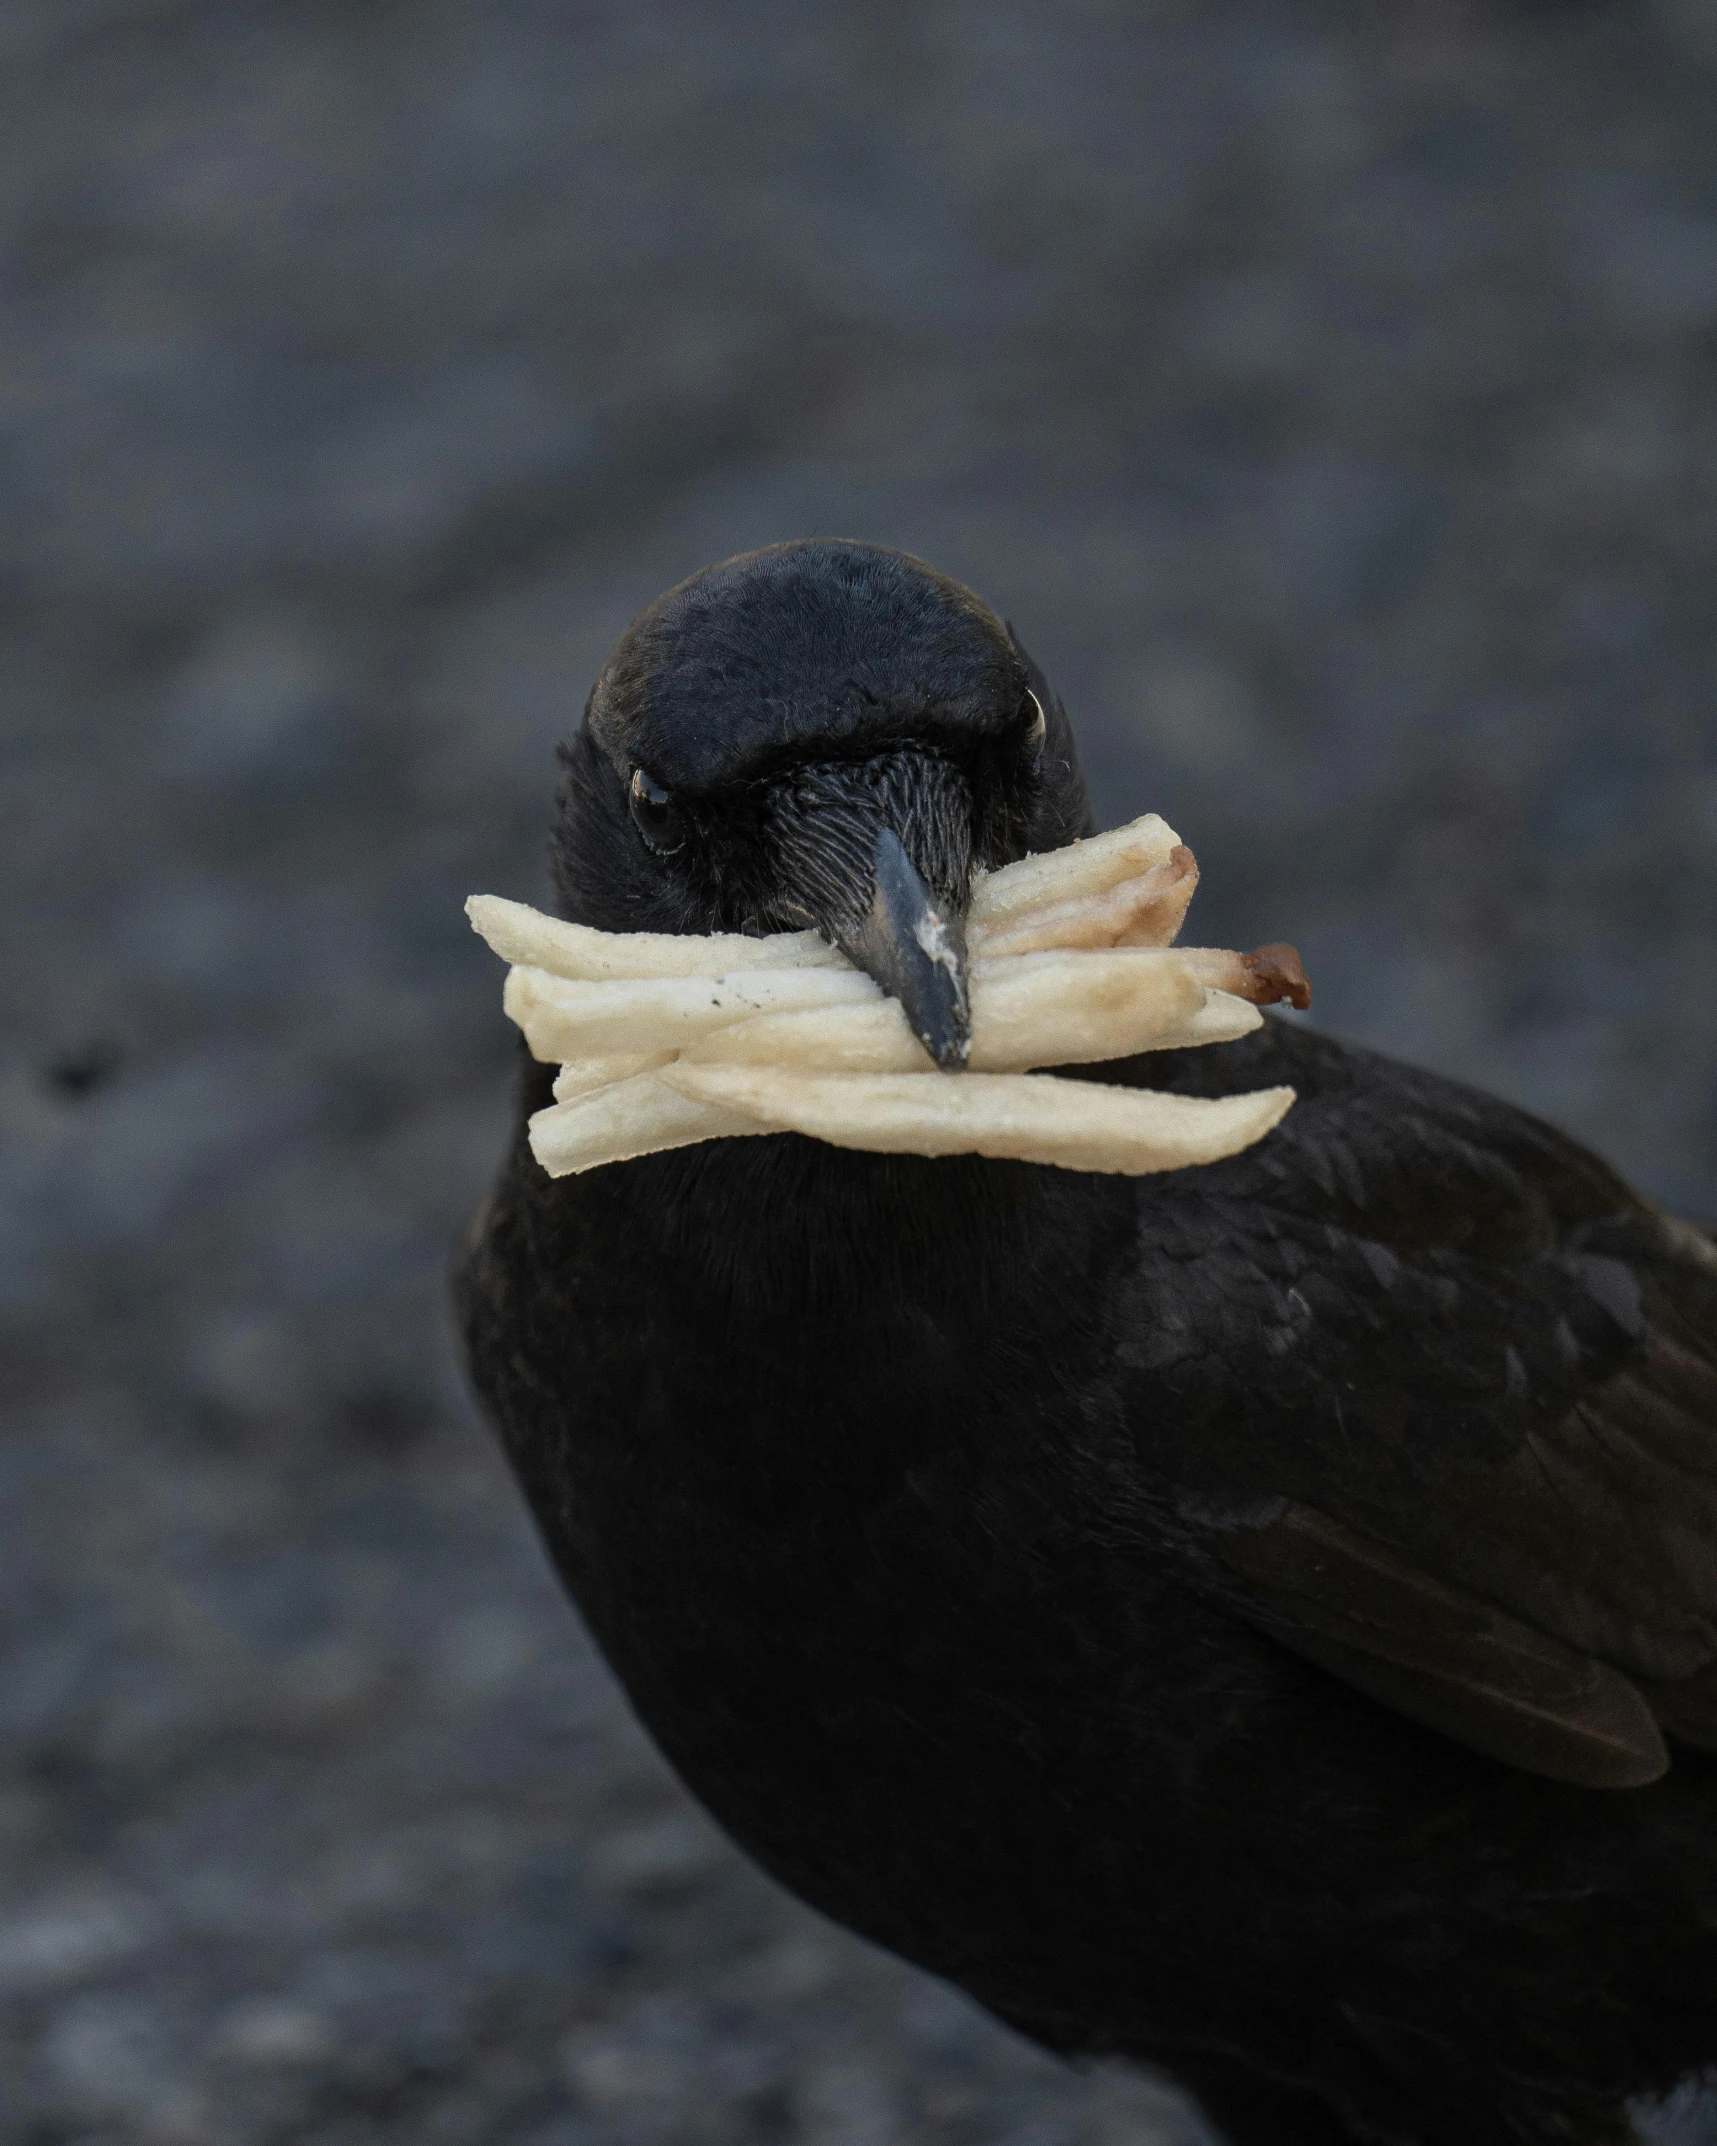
[763,750,974,1070]
[842,829,971,1070]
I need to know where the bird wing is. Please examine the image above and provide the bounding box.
[1106,1021,1717,1788]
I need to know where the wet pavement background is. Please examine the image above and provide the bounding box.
[4,2,1717,2141]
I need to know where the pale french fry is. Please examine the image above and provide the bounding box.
[478,820,1200,980]
[504,962,881,1062]
[969,848,1198,958]
[1146,990,1264,1051]
[686,949,1207,1076]
[474,822,1306,1180]
[687,1001,932,1075]
[528,1072,764,1177]
[968,814,1183,930]
[660,1060,1295,1176]
[468,894,841,982]
[969,949,1204,1069]
[552,1052,675,1102]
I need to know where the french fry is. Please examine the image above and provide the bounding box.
[1181,943,1312,1011]
[968,949,1204,1069]
[529,1072,763,1177]
[968,814,1183,930]
[1149,990,1263,1051]
[476,816,1197,975]
[504,962,881,1062]
[660,1060,1295,1176]
[686,1001,930,1075]
[968,847,1198,958]
[687,948,1207,1077]
[468,894,840,982]
[476,814,1196,975]
[552,1052,675,1102]
[473,811,1306,1178]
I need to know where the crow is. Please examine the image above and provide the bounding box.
[456,539,1717,2146]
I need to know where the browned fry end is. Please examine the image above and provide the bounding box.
[1163,843,1197,885]
[1240,942,1312,1010]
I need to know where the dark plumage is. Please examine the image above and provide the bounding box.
[456,540,1717,2146]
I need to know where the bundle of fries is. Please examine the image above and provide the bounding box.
[468,814,1308,1178]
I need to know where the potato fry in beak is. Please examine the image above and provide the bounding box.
[552,1052,675,1102]
[469,894,840,981]
[529,1071,764,1175]
[968,814,1183,930]
[1182,943,1313,1011]
[474,812,1305,1180]
[504,962,881,1062]
[1155,990,1264,1050]
[685,1001,931,1076]
[687,949,1207,1077]
[969,847,1198,959]
[968,949,1205,1069]
[661,1060,1295,1176]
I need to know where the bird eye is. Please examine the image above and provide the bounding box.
[1020,689,1047,762]
[629,768,684,853]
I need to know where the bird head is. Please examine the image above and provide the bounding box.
[550,541,1092,1069]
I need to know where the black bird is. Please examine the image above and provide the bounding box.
[456,540,1717,2146]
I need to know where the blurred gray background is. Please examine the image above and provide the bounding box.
[4,2,1716,2142]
